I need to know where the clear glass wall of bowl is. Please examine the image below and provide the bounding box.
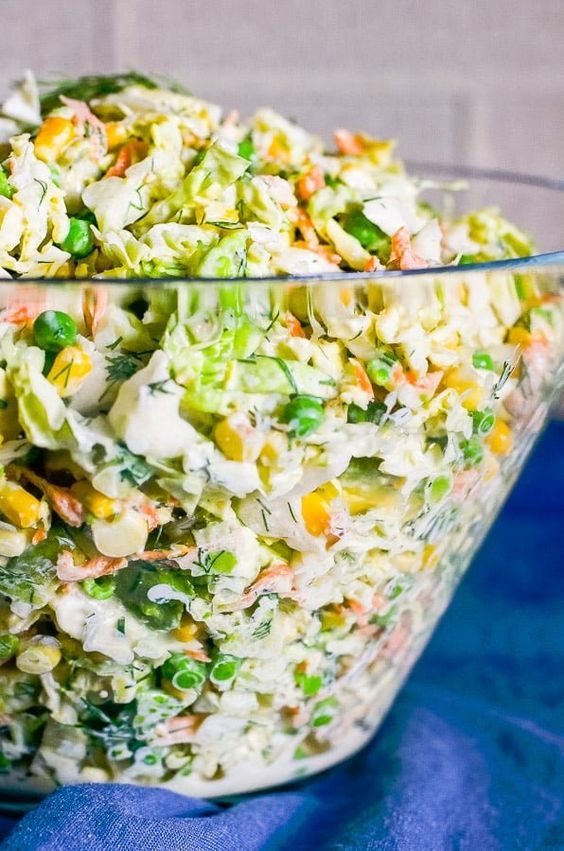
[0,260,562,799]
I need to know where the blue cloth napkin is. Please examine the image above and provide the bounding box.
[1,422,563,851]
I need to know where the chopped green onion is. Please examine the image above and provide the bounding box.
[161,653,208,691]
[367,352,397,387]
[82,576,116,600]
[472,408,496,436]
[210,654,241,685]
[472,351,495,371]
[427,474,453,504]
[311,696,338,727]
[460,436,484,466]
[295,671,323,697]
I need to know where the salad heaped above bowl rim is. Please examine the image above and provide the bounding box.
[0,72,562,797]
[1,69,560,284]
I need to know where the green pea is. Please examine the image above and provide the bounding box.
[367,353,397,387]
[472,408,496,436]
[161,652,208,692]
[59,216,94,259]
[472,351,495,371]
[347,400,386,424]
[295,671,323,697]
[238,137,255,162]
[282,395,324,438]
[33,310,77,353]
[461,436,484,467]
[0,169,13,199]
[311,696,338,728]
[82,576,116,600]
[210,654,241,685]
[0,634,19,660]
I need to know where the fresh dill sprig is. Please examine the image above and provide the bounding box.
[99,350,146,404]
[38,71,190,115]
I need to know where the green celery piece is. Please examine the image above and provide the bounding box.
[196,231,248,278]
[230,356,336,399]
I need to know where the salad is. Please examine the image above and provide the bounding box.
[0,73,561,795]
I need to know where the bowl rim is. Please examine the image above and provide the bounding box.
[3,162,564,287]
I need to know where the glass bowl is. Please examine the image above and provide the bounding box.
[0,167,562,801]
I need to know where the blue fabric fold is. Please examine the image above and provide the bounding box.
[1,422,563,851]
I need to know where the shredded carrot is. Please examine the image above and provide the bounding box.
[106,139,148,178]
[334,128,364,156]
[390,227,428,271]
[296,165,325,200]
[291,208,319,247]
[293,241,341,265]
[351,359,374,398]
[284,312,306,338]
[12,467,84,527]
[82,287,108,337]
[364,256,383,272]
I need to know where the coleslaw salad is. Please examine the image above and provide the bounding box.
[0,73,561,796]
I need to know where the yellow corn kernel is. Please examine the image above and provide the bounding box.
[214,413,264,462]
[172,615,200,643]
[105,121,128,150]
[48,346,92,397]
[0,527,29,557]
[486,420,513,456]
[34,116,75,163]
[16,641,61,674]
[54,261,74,279]
[0,479,43,528]
[507,326,532,347]
[317,480,342,501]
[444,366,485,411]
[260,432,286,464]
[320,607,346,630]
[301,492,331,537]
[458,283,468,305]
[422,543,440,570]
[340,286,353,306]
[70,481,118,520]
[268,138,289,161]
[342,484,401,516]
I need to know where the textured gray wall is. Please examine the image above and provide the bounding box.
[2,0,563,176]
